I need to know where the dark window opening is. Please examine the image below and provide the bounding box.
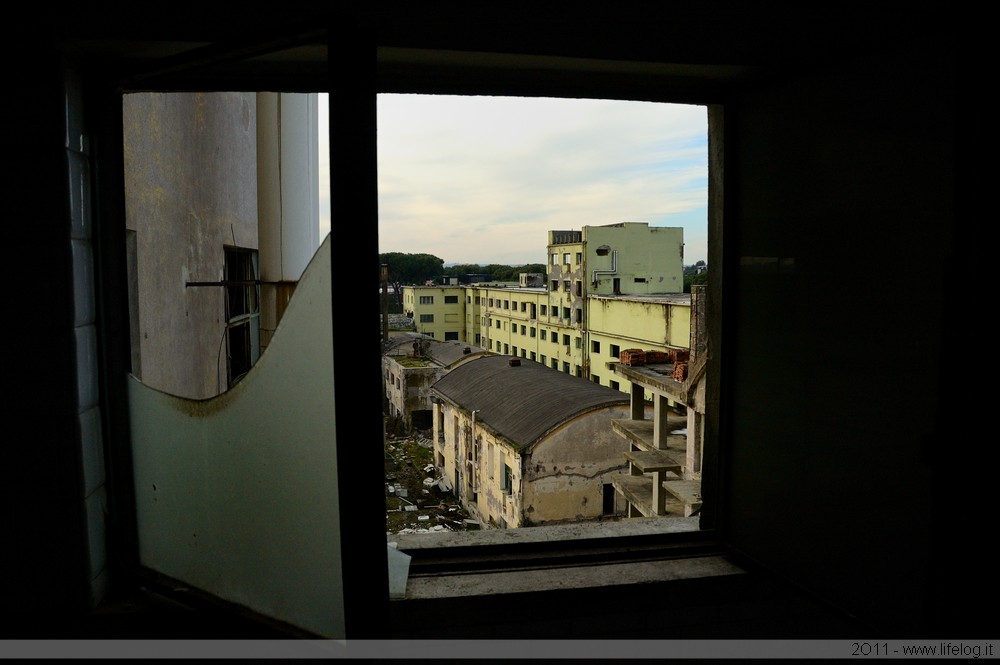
[224,247,260,388]
[603,483,616,515]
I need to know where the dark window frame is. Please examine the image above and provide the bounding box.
[95,26,723,640]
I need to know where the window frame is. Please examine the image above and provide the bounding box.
[366,84,722,630]
[222,245,261,388]
[97,28,724,639]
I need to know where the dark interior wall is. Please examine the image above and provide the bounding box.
[724,37,956,633]
[3,50,89,617]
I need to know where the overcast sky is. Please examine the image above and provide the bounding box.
[319,94,708,266]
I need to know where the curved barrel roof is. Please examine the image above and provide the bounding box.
[431,355,629,450]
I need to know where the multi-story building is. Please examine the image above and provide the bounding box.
[404,221,692,401]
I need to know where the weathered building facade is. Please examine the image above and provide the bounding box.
[431,355,631,527]
[382,333,487,431]
[405,222,692,401]
[123,91,322,400]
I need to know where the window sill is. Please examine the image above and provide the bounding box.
[401,552,743,601]
[388,517,736,601]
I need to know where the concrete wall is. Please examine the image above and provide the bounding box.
[475,431,522,528]
[588,297,686,348]
[123,92,259,400]
[520,406,632,525]
[256,92,321,353]
[128,237,344,638]
[434,400,631,527]
[585,223,684,296]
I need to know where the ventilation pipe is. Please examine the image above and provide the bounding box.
[591,248,618,287]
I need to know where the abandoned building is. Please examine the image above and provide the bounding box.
[383,333,487,431]
[430,355,633,528]
[404,221,695,403]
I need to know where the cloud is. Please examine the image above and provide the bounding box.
[322,94,708,266]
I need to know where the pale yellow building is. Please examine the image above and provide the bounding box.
[401,285,467,341]
[586,293,691,388]
[406,222,692,402]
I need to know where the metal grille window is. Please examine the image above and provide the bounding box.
[223,247,260,388]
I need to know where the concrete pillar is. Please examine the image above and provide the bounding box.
[653,393,670,449]
[653,470,666,515]
[687,409,704,480]
[257,92,321,351]
[629,381,644,420]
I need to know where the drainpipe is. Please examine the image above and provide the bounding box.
[470,409,481,496]
[591,250,618,287]
[471,409,480,465]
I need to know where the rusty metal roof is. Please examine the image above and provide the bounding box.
[431,355,629,451]
[383,333,487,368]
[429,340,488,368]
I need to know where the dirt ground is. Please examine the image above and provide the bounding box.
[384,432,476,536]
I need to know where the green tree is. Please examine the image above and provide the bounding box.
[489,263,547,281]
[379,252,444,307]
[442,264,488,278]
[683,261,708,293]
[441,263,547,282]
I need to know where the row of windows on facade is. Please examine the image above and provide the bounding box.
[411,323,621,359]
[418,295,577,310]
[480,305,580,324]
[436,440,514,498]
[552,251,583,266]
[418,295,459,305]
[434,448,515,497]
[419,303,581,325]
[419,277,649,312]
